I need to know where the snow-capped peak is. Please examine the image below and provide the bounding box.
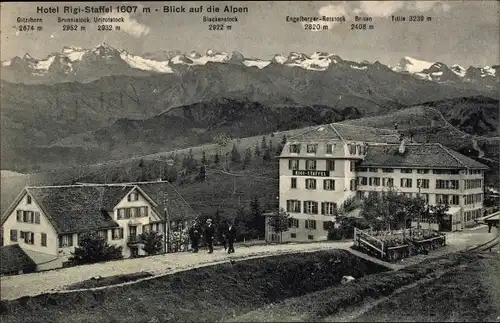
[62,46,84,53]
[451,64,466,77]
[23,53,35,61]
[120,51,173,74]
[393,56,435,74]
[272,54,287,64]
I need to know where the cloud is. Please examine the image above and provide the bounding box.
[310,1,453,31]
[99,9,150,38]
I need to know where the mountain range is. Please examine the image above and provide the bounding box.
[1,43,498,89]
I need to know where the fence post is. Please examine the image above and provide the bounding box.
[381,241,384,259]
[354,227,357,246]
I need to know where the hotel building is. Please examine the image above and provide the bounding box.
[267,123,488,242]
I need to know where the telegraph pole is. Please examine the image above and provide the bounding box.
[163,193,170,253]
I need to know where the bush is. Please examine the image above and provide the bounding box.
[327,228,343,240]
[69,232,123,265]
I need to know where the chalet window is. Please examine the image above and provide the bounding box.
[326,159,335,171]
[306,144,318,154]
[321,202,337,215]
[142,224,151,233]
[41,233,47,247]
[128,192,139,202]
[288,159,299,170]
[289,144,301,154]
[288,218,299,228]
[125,208,131,219]
[10,230,17,242]
[323,179,335,191]
[27,195,32,204]
[305,220,317,230]
[130,207,137,218]
[140,206,148,217]
[112,228,124,240]
[21,231,34,245]
[400,178,412,188]
[305,160,316,170]
[286,200,301,213]
[304,201,318,214]
[22,211,28,223]
[326,144,334,154]
[291,177,297,189]
[59,234,73,247]
[117,208,126,220]
[349,144,356,155]
[305,179,316,190]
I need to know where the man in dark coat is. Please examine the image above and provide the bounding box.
[188,220,200,253]
[204,218,215,254]
[226,222,236,254]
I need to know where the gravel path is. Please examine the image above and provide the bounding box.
[0,227,492,301]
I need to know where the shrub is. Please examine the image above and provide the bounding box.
[69,232,123,265]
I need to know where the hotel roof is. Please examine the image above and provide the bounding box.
[289,123,401,143]
[360,143,489,169]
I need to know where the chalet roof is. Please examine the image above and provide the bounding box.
[1,181,198,234]
[359,143,489,169]
[0,244,37,274]
[289,123,401,143]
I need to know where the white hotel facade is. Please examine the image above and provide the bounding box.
[267,123,488,242]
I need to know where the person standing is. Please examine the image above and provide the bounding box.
[204,218,215,254]
[226,222,236,254]
[188,220,200,253]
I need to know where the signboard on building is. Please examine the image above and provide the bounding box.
[292,170,330,177]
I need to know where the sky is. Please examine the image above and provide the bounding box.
[1,1,499,67]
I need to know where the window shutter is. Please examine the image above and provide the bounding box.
[35,212,40,224]
[321,202,325,215]
[31,232,35,244]
[16,210,21,222]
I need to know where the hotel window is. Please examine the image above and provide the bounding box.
[306,144,318,154]
[401,168,413,174]
[59,234,73,247]
[140,206,148,217]
[326,144,334,154]
[27,195,32,204]
[357,167,368,172]
[305,179,317,190]
[21,231,35,245]
[436,194,449,204]
[291,233,297,238]
[369,168,378,172]
[289,144,301,154]
[286,200,301,213]
[360,177,368,185]
[349,144,356,155]
[112,228,124,240]
[450,195,460,205]
[323,179,335,191]
[417,179,429,189]
[128,192,139,202]
[433,169,460,175]
[10,230,17,242]
[371,177,381,186]
[41,233,47,247]
[400,178,412,188]
[306,160,317,170]
[291,177,297,189]
[305,220,317,230]
[288,159,299,170]
[382,168,394,173]
[350,161,356,172]
[304,201,318,214]
[350,179,357,191]
[326,159,335,171]
[382,178,394,187]
[417,169,429,174]
[356,144,362,155]
[419,193,429,203]
[288,218,299,228]
[321,202,337,215]
[436,180,459,190]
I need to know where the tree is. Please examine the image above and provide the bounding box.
[254,142,261,156]
[243,148,252,169]
[263,148,272,162]
[214,151,220,164]
[139,231,163,255]
[281,134,287,145]
[231,144,241,163]
[268,207,291,242]
[214,133,231,147]
[201,151,208,165]
[428,202,450,231]
[261,136,268,149]
[275,143,283,156]
[197,165,206,181]
[250,197,265,237]
[69,232,123,265]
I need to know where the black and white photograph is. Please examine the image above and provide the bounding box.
[0,1,499,322]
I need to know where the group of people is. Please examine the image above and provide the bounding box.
[188,218,236,254]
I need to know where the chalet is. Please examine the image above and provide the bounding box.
[0,181,198,271]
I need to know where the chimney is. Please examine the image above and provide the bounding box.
[399,138,406,154]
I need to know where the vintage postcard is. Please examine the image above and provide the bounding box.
[0,1,499,322]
